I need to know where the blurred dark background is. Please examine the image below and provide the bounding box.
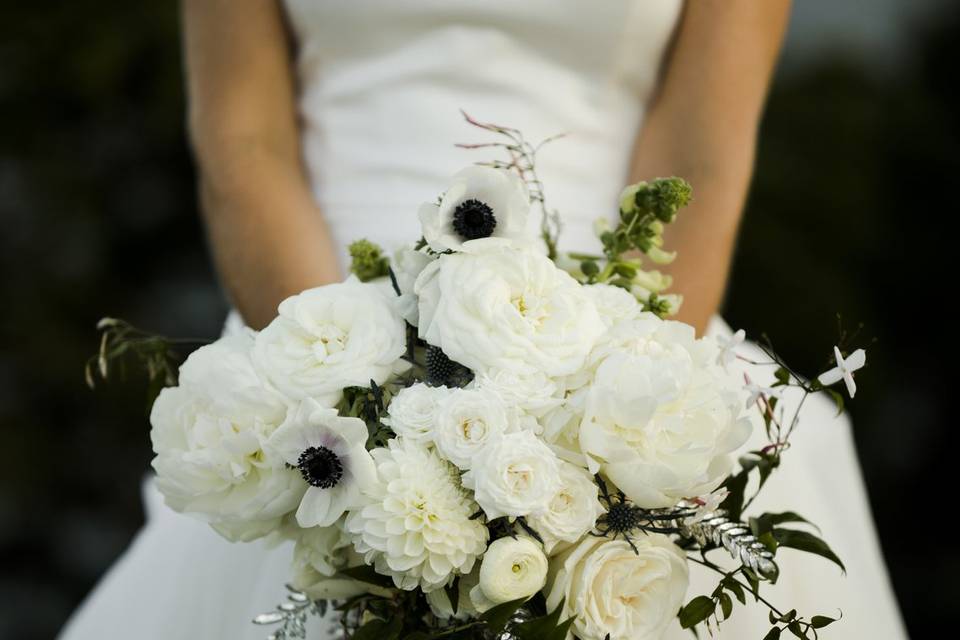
[1,1,954,638]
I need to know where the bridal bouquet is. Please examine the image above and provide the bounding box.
[91,116,860,639]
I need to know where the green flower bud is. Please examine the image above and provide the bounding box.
[348,239,390,282]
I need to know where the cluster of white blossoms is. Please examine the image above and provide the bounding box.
[149,166,757,640]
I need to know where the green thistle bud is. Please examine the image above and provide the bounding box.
[348,239,390,282]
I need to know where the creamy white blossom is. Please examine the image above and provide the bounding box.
[392,245,434,325]
[582,283,644,328]
[526,461,604,553]
[345,438,488,592]
[579,319,751,508]
[818,346,866,398]
[462,430,562,519]
[716,328,746,369]
[471,536,548,611]
[418,166,531,252]
[433,387,512,470]
[470,368,562,419]
[271,399,377,528]
[416,238,605,378]
[289,524,381,600]
[150,334,304,542]
[253,277,407,406]
[546,535,689,640]
[382,383,450,444]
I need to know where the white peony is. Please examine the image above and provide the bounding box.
[253,277,407,406]
[270,398,377,527]
[416,238,605,378]
[345,438,488,592]
[462,430,562,519]
[418,166,531,252]
[150,333,304,542]
[432,387,511,470]
[526,461,605,553]
[382,383,450,444]
[546,535,689,640]
[579,319,751,508]
[471,536,548,611]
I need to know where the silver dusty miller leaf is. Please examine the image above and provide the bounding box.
[252,585,323,640]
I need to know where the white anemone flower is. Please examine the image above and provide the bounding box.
[270,399,376,528]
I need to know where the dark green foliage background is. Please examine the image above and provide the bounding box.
[0,3,953,638]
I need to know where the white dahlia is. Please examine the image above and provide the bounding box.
[345,438,488,592]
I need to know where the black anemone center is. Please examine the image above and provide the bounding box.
[297,446,344,489]
[452,199,497,240]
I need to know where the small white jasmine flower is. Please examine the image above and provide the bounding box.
[817,346,866,398]
[744,373,783,410]
[716,328,746,369]
[270,399,376,528]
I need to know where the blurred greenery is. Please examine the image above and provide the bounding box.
[0,2,954,639]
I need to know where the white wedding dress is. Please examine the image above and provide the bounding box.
[60,1,907,638]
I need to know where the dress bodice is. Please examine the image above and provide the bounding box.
[282,0,683,265]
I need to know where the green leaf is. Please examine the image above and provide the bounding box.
[750,512,820,538]
[773,367,791,386]
[763,627,782,640]
[722,578,746,605]
[810,615,838,628]
[480,597,528,635]
[338,565,396,589]
[773,529,846,573]
[513,599,575,640]
[718,592,733,620]
[679,596,716,629]
[825,388,845,416]
[778,609,797,623]
[787,620,808,638]
[444,577,460,616]
[350,616,402,640]
[720,472,749,521]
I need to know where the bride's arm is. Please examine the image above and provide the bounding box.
[628,0,791,334]
[183,0,341,329]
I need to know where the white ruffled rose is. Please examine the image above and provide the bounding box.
[382,383,450,444]
[526,461,604,553]
[470,536,548,612]
[546,535,689,640]
[418,166,531,252]
[462,430,562,519]
[253,277,407,406]
[579,319,751,507]
[416,238,605,378]
[582,283,644,328]
[150,333,304,542]
[433,387,511,470]
[470,368,561,419]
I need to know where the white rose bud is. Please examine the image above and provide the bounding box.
[433,387,511,469]
[462,431,561,519]
[382,383,450,444]
[471,536,548,611]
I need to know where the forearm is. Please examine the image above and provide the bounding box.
[197,137,341,329]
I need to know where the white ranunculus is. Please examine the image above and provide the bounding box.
[433,387,511,470]
[150,334,304,542]
[392,245,434,325]
[253,277,407,406]
[416,238,605,378]
[471,536,548,611]
[462,430,562,519]
[470,368,562,419]
[546,535,689,640]
[579,319,751,508]
[382,383,450,444]
[581,283,644,328]
[418,166,531,252]
[270,399,377,528]
[345,438,488,593]
[526,461,605,553]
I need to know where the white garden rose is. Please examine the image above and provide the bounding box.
[345,438,488,592]
[418,166,531,252]
[433,387,511,470]
[462,430,562,519]
[253,277,407,406]
[470,368,562,419]
[581,283,644,328]
[546,535,689,640]
[382,383,450,444]
[526,461,604,553]
[270,398,377,528]
[150,334,304,542]
[579,319,751,508]
[415,238,605,378]
[471,536,548,611]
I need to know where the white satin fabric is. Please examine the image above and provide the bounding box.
[61,1,906,638]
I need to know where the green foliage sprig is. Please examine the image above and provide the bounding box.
[348,239,391,282]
